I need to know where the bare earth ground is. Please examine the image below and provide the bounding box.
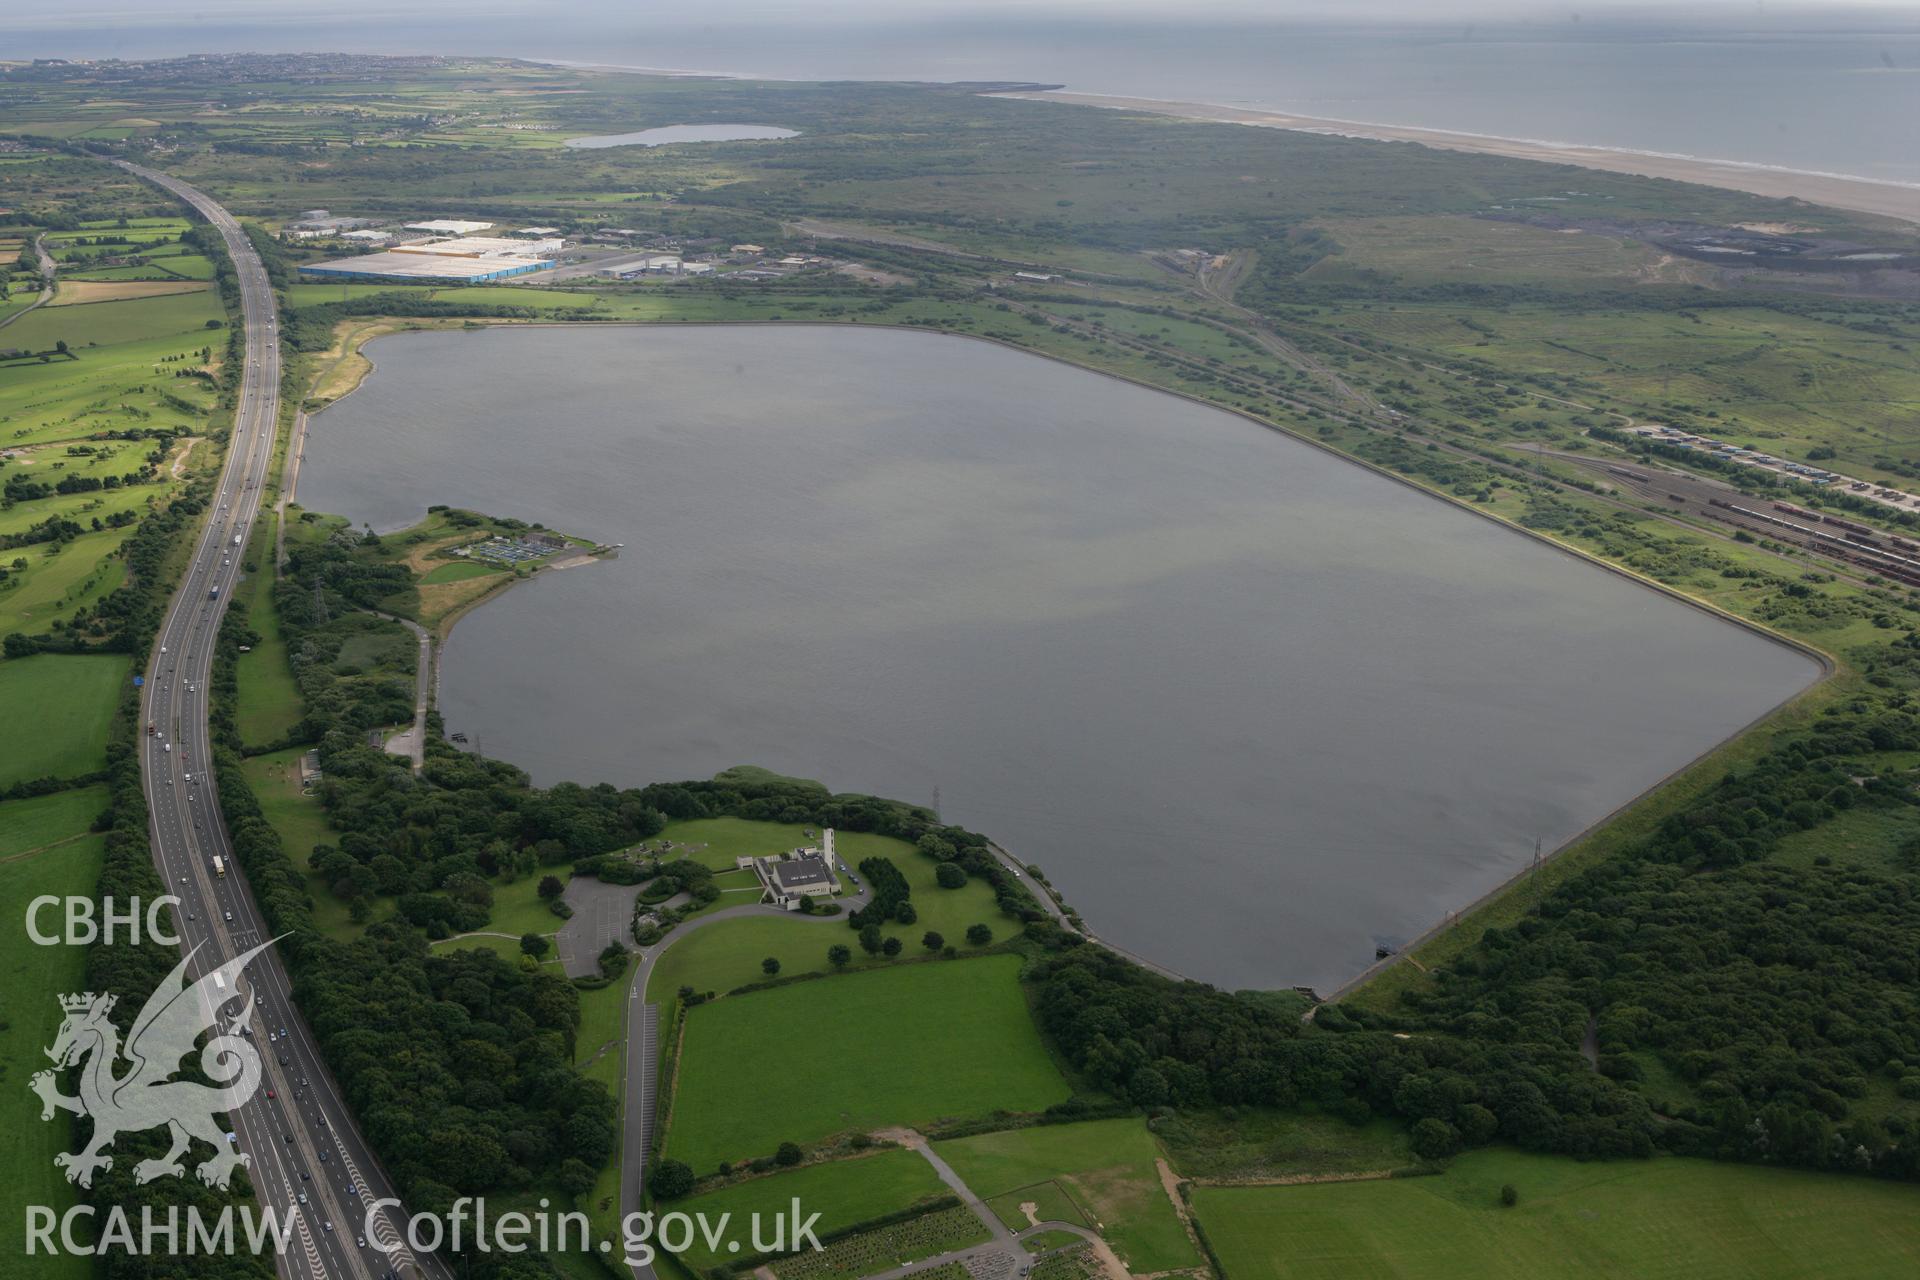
[993,91,1920,226]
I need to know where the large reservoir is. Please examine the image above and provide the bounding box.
[298,325,1822,991]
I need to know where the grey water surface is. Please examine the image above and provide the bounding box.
[298,324,1821,991]
[563,123,798,148]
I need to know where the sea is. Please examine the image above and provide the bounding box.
[5,10,1920,186]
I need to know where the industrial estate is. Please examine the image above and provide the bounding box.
[1,41,1919,1280]
[290,212,831,285]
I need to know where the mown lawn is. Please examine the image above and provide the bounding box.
[0,653,128,786]
[666,1150,953,1272]
[645,824,1008,1001]
[935,1118,1198,1273]
[1191,1149,1920,1280]
[665,956,1069,1170]
[654,816,818,870]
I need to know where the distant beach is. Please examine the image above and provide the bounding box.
[994,90,1920,228]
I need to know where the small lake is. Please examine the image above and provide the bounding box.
[299,325,1821,992]
[563,124,798,148]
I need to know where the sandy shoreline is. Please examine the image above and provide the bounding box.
[993,90,1920,227]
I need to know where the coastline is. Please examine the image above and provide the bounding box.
[990,90,1920,227]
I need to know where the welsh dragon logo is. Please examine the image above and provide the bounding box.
[32,939,276,1190]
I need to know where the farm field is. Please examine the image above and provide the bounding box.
[663,956,1069,1170]
[0,653,128,786]
[934,1118,1199,1273]
[1190,1149,1920,1280]
[0,826,107,1280]
[0,277,223,642]
[665,1150,954,1273]
[0,784,108,859]
[1,289,222,350]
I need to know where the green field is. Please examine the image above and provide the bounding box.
[0,653,128,786]
[2,290,221,350]
[1191,1150,1920,1280]
[665,1150,953,1272]
[0,785,108,859]
[664,956,1069,1169]
[0,526,134,639]
[233,522,303,746]
[0,826,107,1280]
[0,276,221,643]
[419,559,503,585]
[935,1119,1198,1273]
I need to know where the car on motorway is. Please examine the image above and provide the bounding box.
[224,911,233,922]
[266,1088,275,1099]
[297,1192,307,1205]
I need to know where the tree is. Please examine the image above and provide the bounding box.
[828,944,851,969]
[557,1158,596,1197]
[965,923,993,947]
[1128,1066,1169,1107]
[935,863,967,890]
[859,924,884,955]
[1411,1118,1457,1161]
[895,902,917,926]
[922,931,944,952]
[520,933,550,960]
[775,1141,803,1168]
[537,875,566,900]
[1500,1184,1519,1207]
[761,957,781,977]
[881,936,903,958]
[648,1159,694,1200]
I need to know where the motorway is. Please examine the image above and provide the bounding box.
[118,160,448,1280]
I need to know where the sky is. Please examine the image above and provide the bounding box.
[7,0,1920,29]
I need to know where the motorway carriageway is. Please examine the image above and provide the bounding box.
[119,160,448,1280]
